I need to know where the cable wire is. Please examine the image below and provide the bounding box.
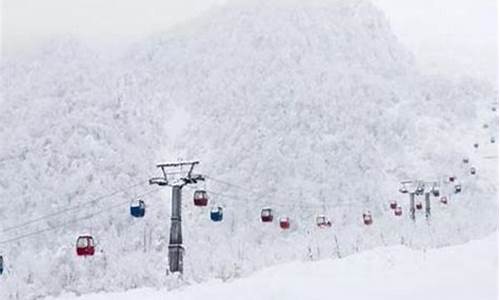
[0,187,161,245]
[1,179,150,233]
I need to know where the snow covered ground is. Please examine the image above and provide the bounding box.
[46,232,498,300]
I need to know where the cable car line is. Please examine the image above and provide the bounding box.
[1,179,151,234]
[0,188,161,245]
[185,185,376,211]
[204,175,260,194]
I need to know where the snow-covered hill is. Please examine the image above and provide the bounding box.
[0,0,497,299]
[44,233,499,300]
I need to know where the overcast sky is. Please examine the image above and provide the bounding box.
[1,0,498,81]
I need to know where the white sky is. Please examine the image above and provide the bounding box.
[1,0,498,81]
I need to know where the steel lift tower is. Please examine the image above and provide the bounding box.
[149,161,204,274]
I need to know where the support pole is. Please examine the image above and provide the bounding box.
[168,185,183,273]
[424,192,431,219]
[409,192,416,221]
[150,160,203,275]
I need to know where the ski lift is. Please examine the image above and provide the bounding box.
[440,196,448,205]
[462,157,469,164]
[193,190,208,206]
[389,201,397,210]
[394,206,403,216]
[210,206,223,222]
[261,208,273,223]
[0,255,3,275]
[362,211,373,225]
[130,199,145,218]
[279,217,290,230]
[415,202,423,210]
[470,167,476,175]
[76,236,95,256]
[454,184,462,193]
[316,215,332,228]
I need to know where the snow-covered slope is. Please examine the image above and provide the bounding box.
[0,0,497,299]
[44,233,499,300]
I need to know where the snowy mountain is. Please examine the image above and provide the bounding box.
[0,0,497,299]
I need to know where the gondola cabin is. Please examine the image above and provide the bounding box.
[398,185,408,194]
[491,137,496,144]
[483,124,489,129]
[440,196,448,205]
[279,217,290,230]
[0,255,3,275]
[261,208,273,223]
[431,187,440,197]
[473,143,479,148]
[193,190,208,206]
[76,236,95,257]
[462,157,469,164]
[394,206,403,216]
[316,215,332,228]
[470,167,476,175]
[455,184,462,193]
[416,185,424,196]
[449,176,456,183]
[130,199,146,218]
[389,201,397,210]
[210,206,223,222]
[362,212,373,225]
[416,202,423,210]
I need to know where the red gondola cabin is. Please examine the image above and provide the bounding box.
[389,201,397,210]
[261,208,273,223]
[193,190,208,206]
[279,217,290,229]
[76,236,95,256]
[394,206,402,216]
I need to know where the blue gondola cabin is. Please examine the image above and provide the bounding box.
[261,208,273,222]
[210,206,223,222]
[130,199,146,218]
